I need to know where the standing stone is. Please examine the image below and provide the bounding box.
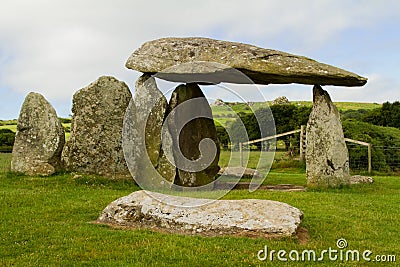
[11,92,65,176]
[306,85,350,188]
[167,83,220,187]
[62,76,131,177]
[132,74,175,183]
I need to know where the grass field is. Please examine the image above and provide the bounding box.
[0,153,398,266]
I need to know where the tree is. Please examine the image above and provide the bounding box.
[363,101,400,129]
[0,129,16,153]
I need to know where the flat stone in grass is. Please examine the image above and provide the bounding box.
[97,190,303,238]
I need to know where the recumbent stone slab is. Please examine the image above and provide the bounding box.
[97,190,303,238]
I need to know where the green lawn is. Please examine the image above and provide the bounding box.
[0,154,398,266]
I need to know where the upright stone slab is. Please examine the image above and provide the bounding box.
[167,83,220,187]
[11,92,65,176]
[306,85,350,188]
[133,74,175,183]
[62,76,131,177]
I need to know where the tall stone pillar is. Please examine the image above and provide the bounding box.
[306,85,350,188]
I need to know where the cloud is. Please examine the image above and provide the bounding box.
[0,0,399,118]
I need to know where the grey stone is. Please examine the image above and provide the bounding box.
[167,83,220,187]
[62,76,131,178]
[210,99,225,107]
[350,175,374,184]
[218,166,262,178]
[272,96,290,105]
[306,85,350,188]
[126,37,367,86]
[97,190,303,238]
[129,74,175,183]
[11,92,65,176]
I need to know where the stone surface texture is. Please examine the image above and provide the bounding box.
[167,83,220,186]
[350,175,374,184]
[97,190,303,238]
[306,85,350,188]
[218,166,262,178]
[126,37,367,86]
[62,76,131,177]
[272,96,290,105]
[126,74,176,183]
[11,92,65,176]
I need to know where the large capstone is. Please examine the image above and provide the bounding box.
[126,37,367,86]
[97,190,303,238]
[167,83,220,187]
[62,76,131,177]
[306,85,350,188]
[11,92,65,176]
[124,74,176,183]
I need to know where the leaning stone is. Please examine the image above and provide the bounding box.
[126,37,367,87]
[132,74,176,183]
[11,92,65,176]
[306,85,350,188]
[96,190,303,238]
[350,175,374,184]
[167,83,220,187]
[62,76,131,178]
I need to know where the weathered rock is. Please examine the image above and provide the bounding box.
[62,76,131,177]
[129,74,175,182]
[218,166,262,178]
[126,37,367,86]
[306,85,350,188]
[350,175,374,184]
[272,96,290,105]
[167,83,220,187]
[210,99,225,107]
[11,92,65,176]
[97,190,303,238]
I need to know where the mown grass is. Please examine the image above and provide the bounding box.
[0,153,399,266]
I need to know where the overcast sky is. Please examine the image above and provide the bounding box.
[1,0,399,119]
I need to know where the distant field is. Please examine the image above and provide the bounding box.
[0,120,71,140]
[211,101,381,126]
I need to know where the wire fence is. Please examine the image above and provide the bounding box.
[347,144,400,174]
[225,139,400,175]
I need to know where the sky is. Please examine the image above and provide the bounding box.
[0,0,399,119]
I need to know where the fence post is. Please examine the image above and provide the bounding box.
[239,142,243,167]
[368,143,372,174]
[299,125,305,161]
